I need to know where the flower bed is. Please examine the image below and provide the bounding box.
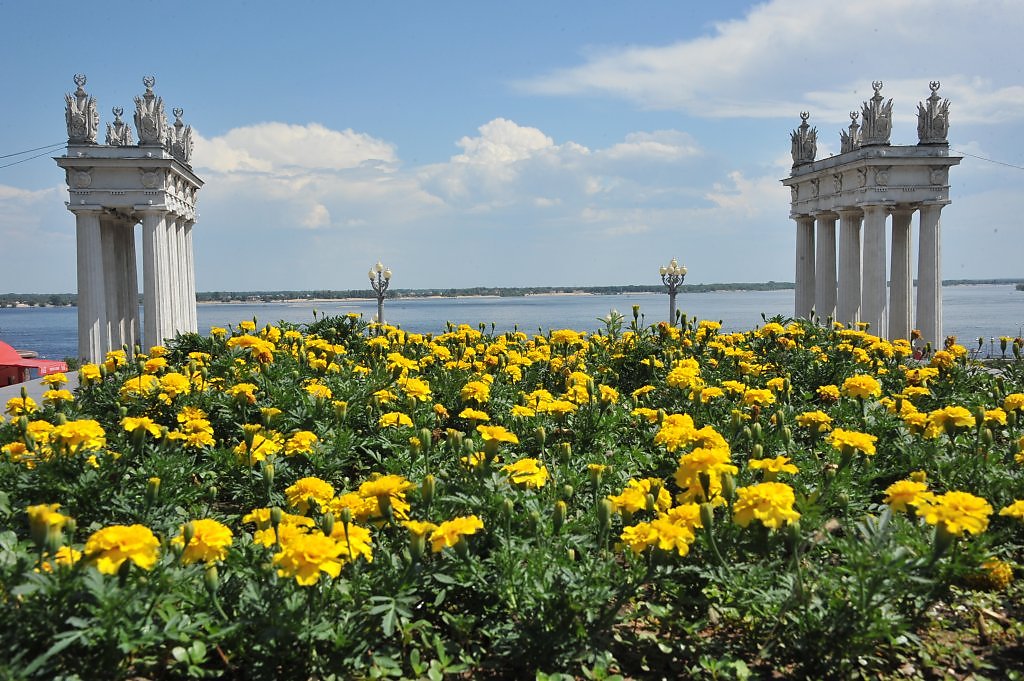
[2,311,1023,679]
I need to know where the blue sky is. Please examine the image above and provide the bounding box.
[2,0,1023,292]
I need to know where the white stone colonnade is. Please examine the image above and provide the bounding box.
[57,75,201,362]
[782,82,960,348]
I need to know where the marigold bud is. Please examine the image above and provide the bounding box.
[721,473,736,503]
[553,501,567,535]
[598,499,613,532]
[339,507,353,526]
[751,422,762,443]
[421,474,436,507]
[418,428,433,452]
[699,502,715,530]
[561,484,574,500]
[751,444,763,459]
[204,564,220,594]
[501,497,515,522]
[146,477,161,505]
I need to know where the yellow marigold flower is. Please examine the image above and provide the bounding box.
[227,334,275,363]
[698,387,723,403]
[501,458,550,489]
[621,517,697,557]
[433,404,450,419]
[285,476,335,513]
[39,546,82,572]
[984,408,1007,427]
[172,519,233,564]
[273,531,345,586]
[168,419,215,449]
[884,479,934,513]
[79,363,102,385]
[631,385,656,399]
[842,374,882,399]
[84,524,160,574]
[817,384,840,402]
[476,424,519,444]
[50,419,107,452]
[795,410,832,432]
[998,500,1024,521]
[827,428,877,456]
[674,444,738,503]
[460,380,491,404]
[226,382,258,404]
[748,456,799,476]
[1003,393,1024,413]
[510,405,536,418]
[234,431,282,465]
[921,490,993,537]
[608,478,672,514]
[210,326,227,338]
[304,382,333,400]
[121,416,162,438]
[328,522,374,563]
[398,376,432,402]
[966,558,1014,591]
[632,407,659,423]
[430,515,484,552]
[598,384,619,404]
[459,407,490,421]
[41,372,68,387]
[243,507,314,531]
[460,450,489,469]
[721,380,747,396]
[373,389,397,405]
[5,396,37,416]
[653,413,697,452]
[733,482,800,530]
[402,520,438,537]
[924,405,975,438]
[284,430,318,456]
[537,399,577,416]
[358,474,415,500]
[550,329,583,345]
[379,412,414,428]
[929,349,955,369]
[143,356,168,373]
[27,503,70,544]
[742,388,776,407]
[666,359,702,390]
[42,389,74,405]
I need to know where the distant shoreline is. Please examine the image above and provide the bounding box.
[2,279,1022,308]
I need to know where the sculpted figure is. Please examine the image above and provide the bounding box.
[860,81,893,146]
[169,108,194,164]
[105,107,134,146]
[917,81,950,145]
[840,112,860,154]
[65,74,99,143]
[134,76,168,146]
[790,112,817,166]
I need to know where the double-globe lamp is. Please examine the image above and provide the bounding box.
[659,257,687,326]
[368,261,392,325]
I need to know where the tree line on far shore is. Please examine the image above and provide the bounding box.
[3,278,1023,307]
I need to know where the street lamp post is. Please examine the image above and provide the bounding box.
[659,257,687,325]
[368,261,392,325]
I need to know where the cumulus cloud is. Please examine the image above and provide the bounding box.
[517,0,1024,124]
[193,122,397,174]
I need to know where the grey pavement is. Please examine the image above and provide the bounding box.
[0,371,81,407]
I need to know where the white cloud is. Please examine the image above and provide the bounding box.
[453,118,555,164]
[193,122,398,174]
[518,0,1024,124]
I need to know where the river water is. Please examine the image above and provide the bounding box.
[2,285,1023,361]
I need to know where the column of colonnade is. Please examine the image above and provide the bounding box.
[72,205,199,361]
[792,202,947,345]
[140,208,198,351]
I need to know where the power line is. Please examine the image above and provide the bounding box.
[951,148,1024,172]
[0,142,64,160]
[0,147,66,170]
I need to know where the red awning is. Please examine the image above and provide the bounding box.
[0,341,68,376]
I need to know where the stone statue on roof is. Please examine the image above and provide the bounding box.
[134,76,168,146]
[860,81,893,146]
[918,81,950,145]
[105,107,134,146]
[790,112,817,166]
[840,111,860,154]
[65,74,99,144]
[169,108,194,164]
